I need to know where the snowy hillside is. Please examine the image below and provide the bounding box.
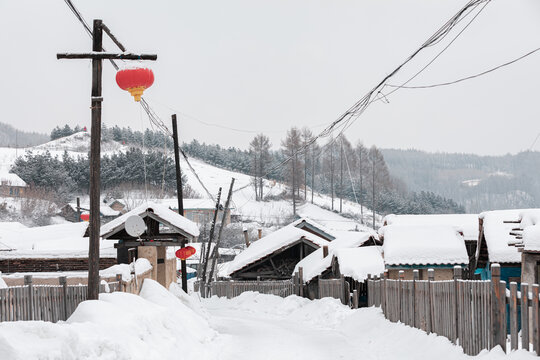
[0,132,380,230]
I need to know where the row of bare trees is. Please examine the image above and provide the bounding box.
[249,127,393,227]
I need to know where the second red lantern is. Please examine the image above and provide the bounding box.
[175,246,196,260]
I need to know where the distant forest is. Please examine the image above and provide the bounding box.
[382,149,540,213]
[0,122,49,147]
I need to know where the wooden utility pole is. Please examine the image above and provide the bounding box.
[330,142,334,210]
[292,150,296,216]
[372,155,376,229]
[340,136,343,213]
[208,178,235,282]
[57,19,157,300]
[311,144,315,204]
[202,188,222,288]
[76,197,81,222]
[171,114,188,293]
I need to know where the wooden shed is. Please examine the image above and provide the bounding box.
[380,224,468,280]
[224,224,330,280]
[99,202,199,289]
[474,210,524,284]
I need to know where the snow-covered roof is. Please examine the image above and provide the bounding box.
[478,209,524,263]
[0,222,116,259]
[225,225,330,277]
[100,202,199,239]
[333,246,385,282]
[290,217,336,241]
[294,231,374,283]
[523,225,540,252]
[0,173,27,187]
[519,209,540,229]
[381,224,468,266]
[383,214,479,241]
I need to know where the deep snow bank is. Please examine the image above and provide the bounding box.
[0,279,216,360]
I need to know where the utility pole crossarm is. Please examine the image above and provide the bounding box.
[57,53,157,60]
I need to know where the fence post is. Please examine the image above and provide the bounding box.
[298,267,304,298]
[115,274,122,292]
[353,289,359,309]
[24,275,33,321]
[428,269,434,334]
[398,270,404,322]
[453,266,462,344]
[340,274,346,305]
[413,269,419,328]
[59,276,68,321]
[383,270,388,314]
[509,282,518,351]
[490,264,506,352]
[532,284,539,354]
[521,283,530,351]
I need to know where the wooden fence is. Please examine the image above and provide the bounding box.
[367,264,539,356]
[319,276,349,305]
[204,279,297,299]
[0,274,122,323]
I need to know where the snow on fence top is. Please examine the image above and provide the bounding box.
[381,224,468,266]
[334,246,384,282]
[0,222,116,258]
[479,209,526,263]
[294,231,374,283]
[224,224,330,277]
[100,202,200,239]
[383,213,479,242]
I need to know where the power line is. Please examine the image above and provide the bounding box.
[63,0,217,202]
[385,46,540,89]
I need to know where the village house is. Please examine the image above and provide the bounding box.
[58,202,121,223]
[380,224,469,280]
[474,209,523,283]
[224,223,330,280]
[383,213,479,278]
[293,231,380,299]
[0,222,117,275]
[144,198,233,227]
[0,173,28,197]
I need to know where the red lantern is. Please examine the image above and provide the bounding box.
[115,67,154,102]
[80,213,90,222]
[175,246,196,260]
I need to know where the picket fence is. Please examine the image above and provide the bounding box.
[0,275,122,323]
[367,264,538,356]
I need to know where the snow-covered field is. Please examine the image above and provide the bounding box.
[0,282,535,360]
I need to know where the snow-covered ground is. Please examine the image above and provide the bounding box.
[0,282,536,359]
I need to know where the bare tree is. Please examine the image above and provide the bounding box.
[281,127,303,214]
[301,127,313,201]
[249,134,271,201]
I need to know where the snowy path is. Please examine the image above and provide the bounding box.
[206,307,358,360]
[203,293,536,360]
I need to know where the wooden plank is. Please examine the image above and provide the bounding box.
[532,284,539,354]
[521,283,530,351]
[509,282,518,351]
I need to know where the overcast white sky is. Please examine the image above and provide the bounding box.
[1,0,539,155]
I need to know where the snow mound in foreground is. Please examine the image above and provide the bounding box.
[0,279,216,360]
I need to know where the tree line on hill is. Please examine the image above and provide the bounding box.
[11,148,189,202]
[37,123,463,216]
[183,128,464,218]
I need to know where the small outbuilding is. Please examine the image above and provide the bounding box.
[100,202,199,288]
[475,209,524,283]
[383,214,479,277]
[224,224,330,280]
[380,224,468,280]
